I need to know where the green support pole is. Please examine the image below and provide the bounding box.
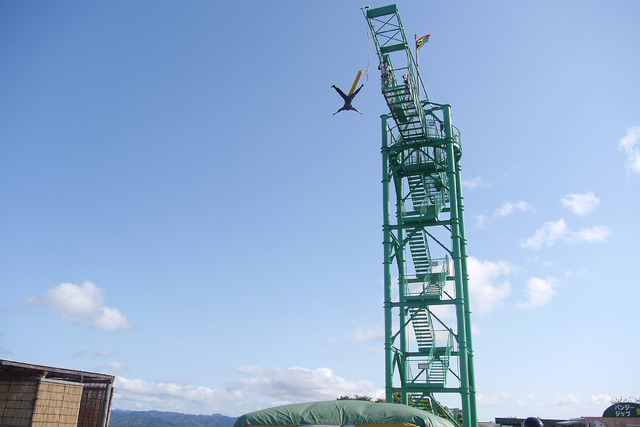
[443,105,472,427]
[382,114,395,404]
[455,160,478,426]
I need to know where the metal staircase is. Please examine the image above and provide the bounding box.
[408,307,434,353]
[364,5,477,427]
[381,63,427,142]
[407,230,431,276]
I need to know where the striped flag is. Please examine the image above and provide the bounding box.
[416,34,430,51]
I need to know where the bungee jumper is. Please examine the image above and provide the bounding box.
[331,84,364,115]
[331,69,364,116]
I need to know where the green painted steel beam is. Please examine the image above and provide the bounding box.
[366,4,398,18]
[380,43,408,54]
[400,384,463,393]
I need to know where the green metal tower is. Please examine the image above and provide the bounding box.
[363,5,477,427]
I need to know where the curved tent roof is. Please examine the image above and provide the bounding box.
[234,400,453,427]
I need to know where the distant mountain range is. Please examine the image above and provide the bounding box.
[109,409,238,427]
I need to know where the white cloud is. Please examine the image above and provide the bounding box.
[349,327,384,343]
[115,376,246,414]
[467,256,514,314]
[564,268,590,279]
[24,281,131,331]
[475,214,489,229]
[495,201,532,217]
[590,394,614,405]
[477,392,513,406]
[115,368,384,416]
[516,394,581,407]
[520,277,560,309]
[463,175,490,189]
[561,192,600,216]
[228,366,383,402]
[520,219,611,250]
[476,201,533,229]
[106,362,129,372]
[324,326,384,345]
[570,225,611,243]
[619,125,640,175]
[481,393,616,410]
[520,219,568,250]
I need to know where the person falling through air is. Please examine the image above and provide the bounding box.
[331,84,364,116]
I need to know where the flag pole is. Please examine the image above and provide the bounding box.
[415,33,420,98]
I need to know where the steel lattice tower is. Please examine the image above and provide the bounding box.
[363,5,477,427]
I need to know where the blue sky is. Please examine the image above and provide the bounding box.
[1,0,639,422]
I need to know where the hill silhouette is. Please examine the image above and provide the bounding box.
[109,409,237,427]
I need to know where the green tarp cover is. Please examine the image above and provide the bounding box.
[234,400,453,427]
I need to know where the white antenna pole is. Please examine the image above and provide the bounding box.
[415,33,420,98]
